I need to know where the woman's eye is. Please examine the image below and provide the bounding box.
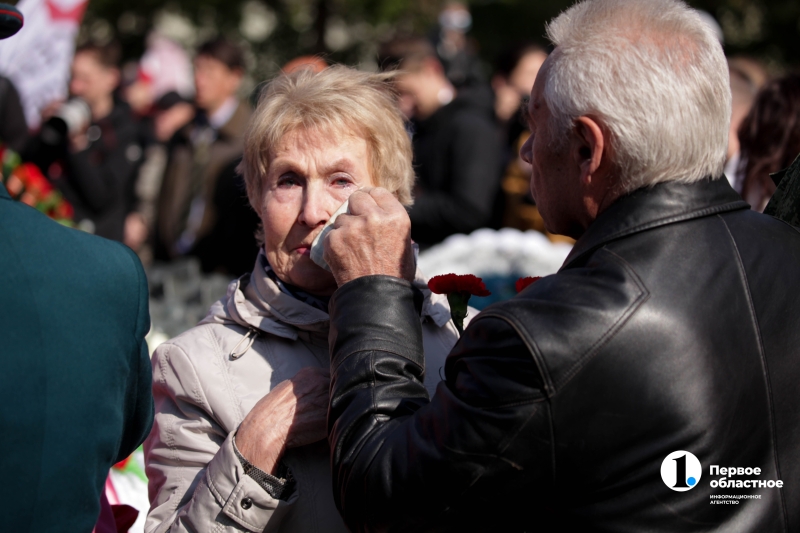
[277,174,300,188]
[331,175,354,187]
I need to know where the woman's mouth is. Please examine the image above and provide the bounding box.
[294,246,311,256]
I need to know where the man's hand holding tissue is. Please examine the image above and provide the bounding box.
[323,187,416,288]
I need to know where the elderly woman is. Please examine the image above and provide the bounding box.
[144,66,461,532]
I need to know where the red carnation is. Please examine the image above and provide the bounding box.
[428,274,491,297]
[17,163,52,195]
[515,276,542,293]
[53,199,74,220]
[428,274,491,335]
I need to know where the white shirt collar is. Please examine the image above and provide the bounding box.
[209,97,239,130]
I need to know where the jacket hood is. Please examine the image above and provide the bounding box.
[199,250,453,342]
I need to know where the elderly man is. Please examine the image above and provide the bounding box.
[322,0,800,531]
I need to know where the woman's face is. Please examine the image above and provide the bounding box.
[259,127,375,296]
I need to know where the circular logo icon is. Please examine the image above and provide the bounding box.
[661,451,702,492]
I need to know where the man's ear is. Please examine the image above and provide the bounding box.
[573,115,605,186]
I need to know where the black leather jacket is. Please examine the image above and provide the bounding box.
[327,178,800,533]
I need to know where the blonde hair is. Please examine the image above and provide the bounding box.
[241,65,415,215]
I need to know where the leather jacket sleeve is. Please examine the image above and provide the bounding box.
[328,276,551,533]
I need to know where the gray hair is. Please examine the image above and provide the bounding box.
[545,0,731,192]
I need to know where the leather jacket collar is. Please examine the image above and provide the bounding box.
[564,177,750,268]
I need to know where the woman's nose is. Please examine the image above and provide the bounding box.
[298,183,333,228]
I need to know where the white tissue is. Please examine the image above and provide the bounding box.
[310,199,350,271]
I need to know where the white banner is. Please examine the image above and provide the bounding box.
[0,0,89,129]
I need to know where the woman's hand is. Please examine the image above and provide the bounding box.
[236,366,330,475]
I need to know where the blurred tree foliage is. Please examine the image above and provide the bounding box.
[82,0,441,81]
[82,0,799,84]
[472,0,800,71]
[699,0,800,65]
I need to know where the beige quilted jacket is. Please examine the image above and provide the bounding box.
[144,253,462,532]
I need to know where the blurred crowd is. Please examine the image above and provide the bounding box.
[1,2,798,278]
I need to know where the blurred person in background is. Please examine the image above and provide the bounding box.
[737,74,800,212]
[154,37,252,273]
[124,34,195,118]
[0,74,29,151]
[492,42,548,151]
[281,54,328,75]
[23,41,143,241]
[728,56,769,93]
[144,66,460,532]
[433,2,483,88]
[122,35,195,261]
[379,36,502,247]
[126,92,195,263]
[723,57,767,192]
[185,154,260,276]
[491,43,561,236]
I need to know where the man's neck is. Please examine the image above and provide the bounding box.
[91,96,114,122]
[573,182,625,239]
[417,83,455,122]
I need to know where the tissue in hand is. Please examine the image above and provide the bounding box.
[309,199,350,272]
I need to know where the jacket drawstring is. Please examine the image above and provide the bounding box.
[230,328,259,360]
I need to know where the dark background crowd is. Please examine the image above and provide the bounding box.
[1,0,800,318]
